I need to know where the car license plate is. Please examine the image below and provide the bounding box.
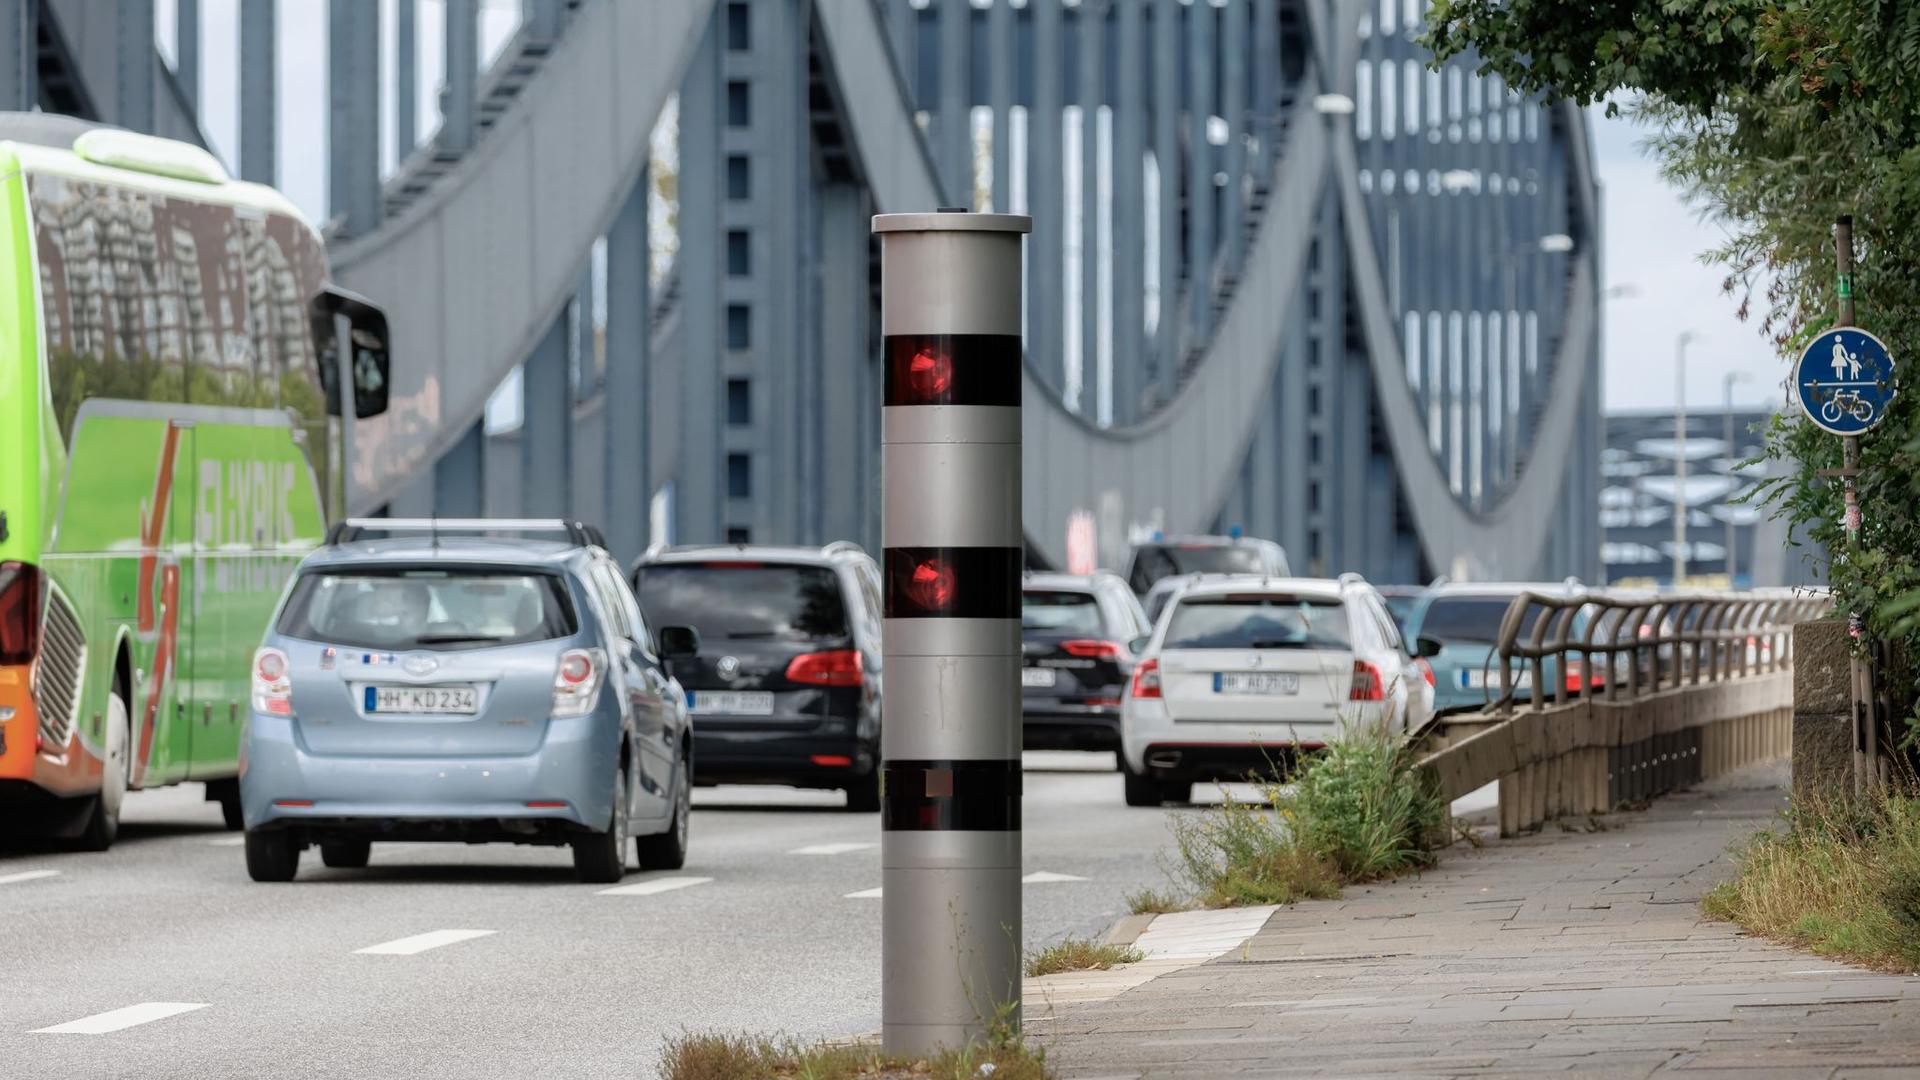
[1022,666,1058,688]
[364,685,478,715]
[688,690,775,716]
[1460,669,1532,690]
[1213,672,1299,696]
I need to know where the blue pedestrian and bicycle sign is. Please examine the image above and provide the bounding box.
[1795,328,1896,435]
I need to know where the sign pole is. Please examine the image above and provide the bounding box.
[873,209,1032,1056]
[1833,214,1876,794]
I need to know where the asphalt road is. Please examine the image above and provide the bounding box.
[0,751,1193,1080]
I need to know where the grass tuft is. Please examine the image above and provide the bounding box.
[1704,789,1920,973]
[1124,887,1191,915]
[659,1030,1052,1080]
[1023,936,1144,978]
[1163,723,1444,908]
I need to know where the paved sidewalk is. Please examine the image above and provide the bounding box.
[1032,765,1920,1078]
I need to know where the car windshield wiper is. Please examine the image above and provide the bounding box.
[724,630,788,640]
[412,633,501,645]
[1246,639,1300,649]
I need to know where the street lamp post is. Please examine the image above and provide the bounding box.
[1673,331,1697,587]
[1498,233,1575,490]
[1722,370,1750,586]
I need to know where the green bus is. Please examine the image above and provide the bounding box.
[0,115,389,849]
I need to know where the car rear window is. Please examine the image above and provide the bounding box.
[1129,544,1265,592]
[634,563,848,643]
[1416,597,1542,645]
[1023,590,1104,635]
[1163,595,1350,650]
[277,567,577,651]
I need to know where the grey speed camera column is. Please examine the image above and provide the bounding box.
[872,210,1031,1056]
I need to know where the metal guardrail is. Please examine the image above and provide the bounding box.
[1418,588,1831,837]
[1489,588,1831,715]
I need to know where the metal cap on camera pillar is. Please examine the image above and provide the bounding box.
[873,210,1030,1057]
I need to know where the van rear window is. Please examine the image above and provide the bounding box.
[277,567,576,651]
[633,563,848,643]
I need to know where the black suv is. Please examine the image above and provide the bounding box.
[631,543,883,811]
[1021,572,1149,754]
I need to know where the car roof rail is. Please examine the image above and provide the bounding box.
[1337,571,1369,586]
[821,540,867,558]
[327,517,604,549]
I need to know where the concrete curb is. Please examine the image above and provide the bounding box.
[1102,912,1155,948]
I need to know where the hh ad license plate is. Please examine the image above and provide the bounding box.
[1213,672,1299,696]
[365,685,479,715]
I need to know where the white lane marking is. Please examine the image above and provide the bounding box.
[354,929,497,956]
[0,869,60,886]
[789,842,875,856]
[206,837,246,847]
[597,876,712,897]
[33,1002,208,1034]
[845,887,884,899]
[1022,871,1088,884]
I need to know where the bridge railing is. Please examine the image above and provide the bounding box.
[1418,588,1830,836]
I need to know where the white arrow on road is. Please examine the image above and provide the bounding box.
[0,869,60,886]
[1022,871,1089,884]
[789,842,875,855]
[355,929,497,955]
[34,1002,208,1035]
[597,876,712,896]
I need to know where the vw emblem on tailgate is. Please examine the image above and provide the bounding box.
[716,655,741,680]
[402,654,439,676]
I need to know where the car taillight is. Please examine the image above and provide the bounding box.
[1060,639,1122,660]
[1348,659,1385,702]
[252,647,292,716]
[787,649,863,686]
[1415,658,1436,688]
[1129,658,1161,699]
[551,648,606,717]
[1564,659,1585,693]
[0,562,43,666]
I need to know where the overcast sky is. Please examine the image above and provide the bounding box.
[164,1,1777,418]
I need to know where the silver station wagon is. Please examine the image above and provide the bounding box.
[240,520,698,884]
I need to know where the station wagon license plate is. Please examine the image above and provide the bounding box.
[1021,666,1057,688]
[688,690,774,716]
[1459,669,1532,690]
[364,685,479,715]
[1213,672,1299,696]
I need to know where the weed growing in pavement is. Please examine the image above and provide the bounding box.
[657,1030,1053,1080]
[1123,886,1191,915]
[1022,936,1144,977]
[1704,788,1920,973]
[1164,722,1443,908]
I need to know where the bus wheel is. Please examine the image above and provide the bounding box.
[75,691,130,852]
[207,778,244,831]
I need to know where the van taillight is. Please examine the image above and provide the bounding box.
[1129,658,1162,699]
[0,562,44,666]
[787,650,863,687]
[1348,660,1385,702]
[252,647,293,716]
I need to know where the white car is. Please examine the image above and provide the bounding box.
[1120,574,1434,806]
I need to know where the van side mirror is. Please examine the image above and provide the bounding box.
[311,287,392,419]
[1415,635,1443,659]
[1128,635,1151,655]
[657,626,701,659]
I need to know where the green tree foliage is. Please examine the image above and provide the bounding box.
[1425,0,1920,742]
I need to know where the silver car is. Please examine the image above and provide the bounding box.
[240,519,697,884]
